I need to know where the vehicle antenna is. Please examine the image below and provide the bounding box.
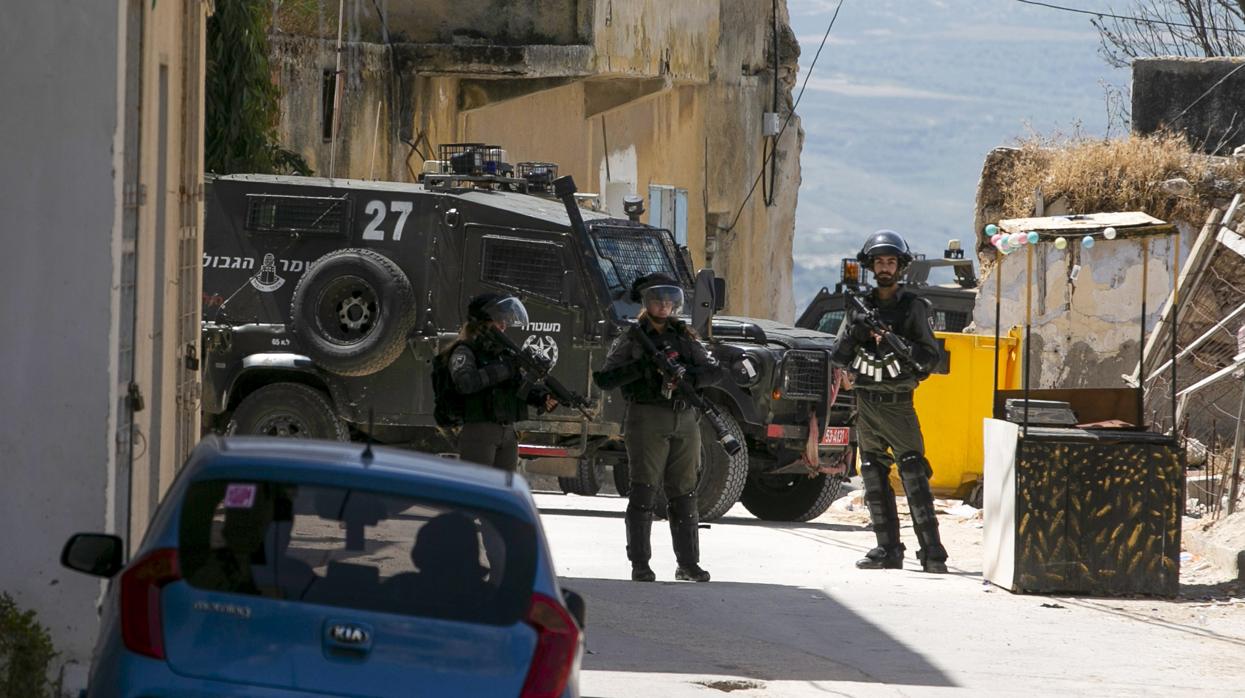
[362,407,375,464]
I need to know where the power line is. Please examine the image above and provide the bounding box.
[1014,0,1245,33]
[724,0,844,234]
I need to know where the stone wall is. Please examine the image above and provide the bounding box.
[1133,57,1245,155]
[971,147,1197,390]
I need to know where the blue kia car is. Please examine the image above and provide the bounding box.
[61,436,584,697]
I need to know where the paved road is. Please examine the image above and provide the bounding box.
[536,491,1245,698]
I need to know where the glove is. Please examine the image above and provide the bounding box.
[848,319,874,343]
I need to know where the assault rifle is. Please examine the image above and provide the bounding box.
[485,327,596,420]
[629,324,744,456]
[843,287,927,380]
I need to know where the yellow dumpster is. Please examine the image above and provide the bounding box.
[888,328,1022,499]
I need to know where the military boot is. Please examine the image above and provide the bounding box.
[856,544,906,569]
[898,452,949,574]
[626,484,657,582]
[669,493,710,582]
[857,454,903,570]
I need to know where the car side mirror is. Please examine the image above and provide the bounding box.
[712,277,727,312]
[561,588,586,629]
[61,533,125,578]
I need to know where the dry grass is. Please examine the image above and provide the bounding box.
[1000,131,1245,224]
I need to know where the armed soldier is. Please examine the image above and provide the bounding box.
[833,230,949,573]
[593,274,726,583]
[447,293,558,471]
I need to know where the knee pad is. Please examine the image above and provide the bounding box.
[628,483,657,514]
[667,492,698,524]
[859,452,892,490]
[897,451,932,480]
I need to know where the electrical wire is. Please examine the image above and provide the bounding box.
[1013,0,1245,33]
[724,0,844,234]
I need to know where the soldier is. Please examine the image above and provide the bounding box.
[833,230,949,573]
[593,273,726,583]
[448,293,557,471]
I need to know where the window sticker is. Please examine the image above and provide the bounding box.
[223,483,258,509]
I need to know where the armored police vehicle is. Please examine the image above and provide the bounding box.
[201,145,853,522]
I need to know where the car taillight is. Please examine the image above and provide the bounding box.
[520,593,580,698]
[120,548,180,660]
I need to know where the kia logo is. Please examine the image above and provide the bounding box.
[329,624,370,645]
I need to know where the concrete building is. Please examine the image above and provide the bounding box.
[0,0,207,687]
[268,0,804,320]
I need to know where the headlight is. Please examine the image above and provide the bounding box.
[731,355,762,388]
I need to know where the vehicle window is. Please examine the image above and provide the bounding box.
[591,227,682,297]
[817,310,845,335]
[480,235,565,302]
[244,194,351,236]
[179,480,537,625]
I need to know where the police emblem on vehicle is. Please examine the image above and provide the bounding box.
[249,253,286,292]
[522,334,559,367]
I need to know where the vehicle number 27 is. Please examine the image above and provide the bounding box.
[361,200,413,241]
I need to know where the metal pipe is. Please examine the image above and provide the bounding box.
[328,0,346,179]
[1140,240,1148,426]
[1024,244,1033,439]
[1227,383,1244,515]
[993,253,1002,410]
[1171,231,1180,434]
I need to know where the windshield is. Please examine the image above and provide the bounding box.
[591,225,685,298]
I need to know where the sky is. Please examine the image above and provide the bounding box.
[786,0,1128,312]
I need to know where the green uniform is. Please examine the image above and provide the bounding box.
[449,337,549,471]
[833,286,948,569]
[594,316,724,581]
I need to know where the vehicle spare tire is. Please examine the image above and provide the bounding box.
[653,408,749,522]
[290,248,417,376]
[228,383,349,441]
[740,472,844,522]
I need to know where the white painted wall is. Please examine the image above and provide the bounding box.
[0,0,124,682]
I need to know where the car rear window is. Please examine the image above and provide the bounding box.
[178,479,537,625]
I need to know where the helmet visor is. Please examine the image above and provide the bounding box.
[481,296,529,328]
[641,285,684,313]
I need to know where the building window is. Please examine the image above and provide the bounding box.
[321,69,336,143]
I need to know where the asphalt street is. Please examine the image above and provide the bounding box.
[536,491,1245,698]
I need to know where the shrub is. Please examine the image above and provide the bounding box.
[1000,131,1245,223]
[0,592,57,698]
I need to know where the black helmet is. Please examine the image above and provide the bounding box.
[856,229,914,267]
[467,292,529,328]
[630,273,685,313]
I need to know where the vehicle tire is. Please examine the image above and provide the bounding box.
[289,248,417,377]
[558,459,602,496]
[228,383,349,441]
[740,472,844,522]
[612,461,631,497]
[653,409,749,522]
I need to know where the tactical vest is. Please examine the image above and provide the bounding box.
[620,322,699,404]
[461,337,527,424]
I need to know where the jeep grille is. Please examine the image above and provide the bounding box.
[245,194,350,236]
[781,350,826,401]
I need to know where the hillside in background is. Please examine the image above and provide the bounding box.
[788,0,1124,313]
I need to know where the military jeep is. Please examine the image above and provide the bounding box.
[201,155,853,521]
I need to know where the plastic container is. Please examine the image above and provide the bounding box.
[890,328,1022,498]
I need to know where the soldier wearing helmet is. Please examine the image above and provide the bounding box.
[593,273,725,583]
[832,230,949,573]
[446,292,558,471]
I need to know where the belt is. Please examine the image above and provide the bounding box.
[857,391,913,404]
